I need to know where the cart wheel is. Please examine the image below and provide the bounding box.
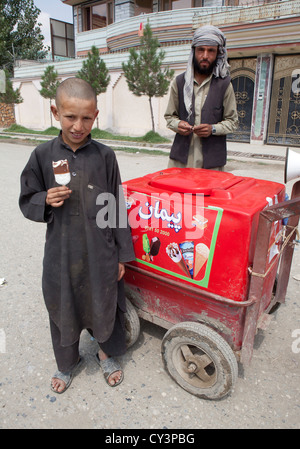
[161,321,238,400]
[124,297,140,348]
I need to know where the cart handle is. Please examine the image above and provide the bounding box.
[241,180,300,366]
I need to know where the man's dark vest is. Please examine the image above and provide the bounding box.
[169,72,231,168]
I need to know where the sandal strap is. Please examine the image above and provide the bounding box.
[52,370,71,385]
[95,353,123,386]
[52,358,82,387]
[99,357,121,377]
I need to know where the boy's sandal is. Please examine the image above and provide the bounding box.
[50,357,82,394]
[95,353,124,387]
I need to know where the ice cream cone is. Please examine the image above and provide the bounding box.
[179,241,194,278]
[194,243,209,277]
[166,243,191,278]
[176,258,191,277]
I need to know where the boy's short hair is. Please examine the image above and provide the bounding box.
[56,77,97,107]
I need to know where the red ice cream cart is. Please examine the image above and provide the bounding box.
[122,167,300,400]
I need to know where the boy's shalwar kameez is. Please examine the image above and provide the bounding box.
[19,133,135,371]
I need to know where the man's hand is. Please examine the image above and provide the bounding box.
[193,124,213,138]
[118,263,125,281]
[177,120,194,136]
[46,186,72,208]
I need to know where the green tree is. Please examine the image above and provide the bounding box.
[122,22,174,132]
[77,45,110,128]
[40,66,60,127]
[0,69,23,104]
[0,0,49,75]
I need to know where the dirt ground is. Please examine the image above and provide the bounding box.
[0,141,299,429]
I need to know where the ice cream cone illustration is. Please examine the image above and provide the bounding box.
[179,241,194,278]
[194,243,209,277]
[166,243,191,278]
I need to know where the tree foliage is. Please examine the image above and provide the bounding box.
[0,69,23,104]
[40,66,60,126]
[0,0,49,74]
[122,22,174,131]
[77,45,110,96]
[40,66,60,101]
[77,45,110,127]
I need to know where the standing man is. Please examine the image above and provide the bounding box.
[165,25,238,170]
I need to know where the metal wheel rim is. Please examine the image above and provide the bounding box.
[171,342,217,389]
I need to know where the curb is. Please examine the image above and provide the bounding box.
[0,131,285,164]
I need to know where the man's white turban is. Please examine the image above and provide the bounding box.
[184,25,230,120]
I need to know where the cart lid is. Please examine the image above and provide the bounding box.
[149,169,256,199]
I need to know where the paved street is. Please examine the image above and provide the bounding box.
[0,140,299,429]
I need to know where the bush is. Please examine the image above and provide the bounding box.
[41,127,60,135]
[142,131,169,143]
[5,124,170,144]
[4,124,29,133]
[4,124,60,135]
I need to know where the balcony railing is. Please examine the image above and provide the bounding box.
[76,6,237,54]
[193,0,300,27]
[76,1,300,54]
[14,1,300,78]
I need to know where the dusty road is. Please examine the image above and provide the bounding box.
[0,141,299,429]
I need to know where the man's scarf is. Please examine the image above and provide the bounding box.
[184,25,230,120]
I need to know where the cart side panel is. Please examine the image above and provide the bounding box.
[124,265,246,352]
[124,168,285,303]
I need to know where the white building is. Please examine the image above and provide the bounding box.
[12,0,300,146]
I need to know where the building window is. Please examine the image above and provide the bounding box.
[83,1,113,31]
[172,0,192,9]
[135,0,153,15]
[107,1,113,23]
[159,0,204,10]
[160,0,169,10]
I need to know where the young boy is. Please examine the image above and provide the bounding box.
[19,77,135,393]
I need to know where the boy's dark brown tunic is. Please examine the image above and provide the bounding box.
[19,133,135,347]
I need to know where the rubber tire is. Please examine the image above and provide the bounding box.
[124,297,140,348]
[161,321,238,400]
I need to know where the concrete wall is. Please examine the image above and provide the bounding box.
[12,2,300,141]
[13,71,177,138]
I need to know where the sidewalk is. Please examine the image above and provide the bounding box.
[101,138,289,164]
[227,141,287,162]
[0,130,291,164]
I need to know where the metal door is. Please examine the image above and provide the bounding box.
[227,58,256,143]
[267,55,300,147]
